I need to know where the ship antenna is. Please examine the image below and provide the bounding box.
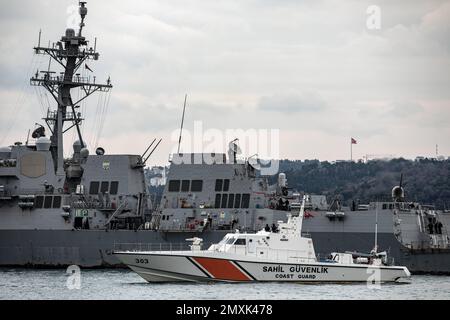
[30,1,113,176]
[374,201,379,255]
[78,1,88,37]
[177,94,187,154]
[144,138,162,164]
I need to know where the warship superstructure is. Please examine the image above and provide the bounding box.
[0,2,153,266]
[1,3,449,274]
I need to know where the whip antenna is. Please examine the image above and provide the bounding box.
[177,94,187,154]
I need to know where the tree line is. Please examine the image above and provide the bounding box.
[275,158,450,209]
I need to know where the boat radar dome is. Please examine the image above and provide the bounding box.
[36,137,51,151]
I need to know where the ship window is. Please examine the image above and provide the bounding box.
[235,238,246,245]
[227,194,234,208]
[241,193,250,208]
[215,179,223,191]
[234,194,241,208]
[221,194,228,208]
[226,237,235,244]
[181,180,190,192]
[89,181,99,195]
[382,204,387,210]
[52,196,62,208]
[44,196,53,209]
[110,181,119,195]
[215,194,221,208]
[100,181,109,193]
[223,179,230,192]
[168,180,180,192]
[35,196,44,209]
[191,180,203,192]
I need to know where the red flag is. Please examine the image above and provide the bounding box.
[351,138,357,144]
[85,64,93,72]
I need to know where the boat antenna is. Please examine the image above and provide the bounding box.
[144,138,162,164]
[142,138,156,159]
[374,201,378,255]
[177,94,187,154]
[26,129,30,146]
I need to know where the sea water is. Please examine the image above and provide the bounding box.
[0,268,449,300]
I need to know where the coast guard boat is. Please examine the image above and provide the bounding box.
[114,197,411,283]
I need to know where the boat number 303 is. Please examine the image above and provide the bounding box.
[135,258,149,264]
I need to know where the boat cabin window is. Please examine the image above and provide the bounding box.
[241,193,250,208]
[100,181,109,193]
[89,181,99,195]
[234,238,246,245]
[44,196,53,209]
[223,179,230,192]
[191,180,203,192]
[34,196,44,209]
[221,194,228,208]
[215,194,221,208]
[227,194,234,208]
[52,196,61,208]
[218,237,228,245]
[110,181,119,195]
[168,180,180,192]
[234,194,241,208]
[215,179,223,192]
[181,180,190,192]
[225,237,236,245]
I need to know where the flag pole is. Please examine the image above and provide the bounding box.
[350,138,352,162]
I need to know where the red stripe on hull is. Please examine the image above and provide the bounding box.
[193,257,251,281]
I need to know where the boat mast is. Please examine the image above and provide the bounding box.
[374,201,378,254]
[30,2,112,176]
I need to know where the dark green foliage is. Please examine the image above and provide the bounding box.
[274,158,450,209]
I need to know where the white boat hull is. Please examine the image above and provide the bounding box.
[114,251,411,283]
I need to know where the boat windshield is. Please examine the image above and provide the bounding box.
[217,237,236,245]
[225,237,236,245]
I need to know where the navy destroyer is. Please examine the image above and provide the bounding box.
[1,3,449,274]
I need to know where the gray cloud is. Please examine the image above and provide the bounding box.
[1,0,449,163]
[258,92,327,113]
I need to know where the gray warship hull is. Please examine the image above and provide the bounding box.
[1,229,449,274]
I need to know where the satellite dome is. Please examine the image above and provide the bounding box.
[73,140,86,153]
[36,137,51,151]
[80,148,89,159]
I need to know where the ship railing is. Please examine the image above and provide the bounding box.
[407,239,450,250]
[113,242,217,252]
[112,243,316,263]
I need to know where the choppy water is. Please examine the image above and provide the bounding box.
[0,268,449,300]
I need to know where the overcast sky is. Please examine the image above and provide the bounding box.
[1,0,449,166]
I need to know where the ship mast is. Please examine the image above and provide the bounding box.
[30,2,112,177]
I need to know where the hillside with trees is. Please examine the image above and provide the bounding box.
[275,158,450,209]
